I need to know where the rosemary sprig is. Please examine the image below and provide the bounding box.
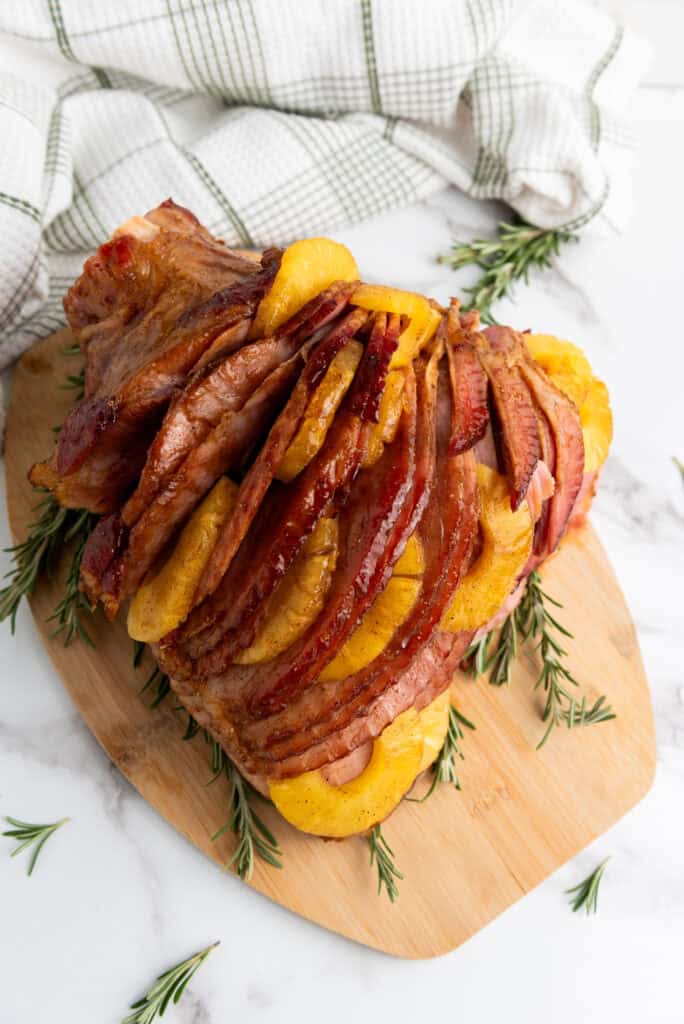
[368,824,403,903]
[1,345,94,639]
[132,642,171,706]
[47,508,97,645]
[181,712,202,742]
[140,666,171,709]
[122,941,219,1024]
[521,572,616,749]
[438,218,577,323]
[463,607,523,686]
[485,612,520,686]
[412,704,476,801]
[132,639,146,668]
[60,366,86,401]
[212,761,283,879]
[463,572,615,748]
[463,631,490,678]
[0,492,93,637]
[2,815,69,875]
[566,858,610,915]
[204,734,227,785]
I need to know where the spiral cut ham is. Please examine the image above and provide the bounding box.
[34,203,593,798]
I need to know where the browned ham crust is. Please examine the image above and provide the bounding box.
[30,201,281,513]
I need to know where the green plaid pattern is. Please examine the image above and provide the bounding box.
[0,0,649,364]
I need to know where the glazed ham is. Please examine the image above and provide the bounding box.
[79,283,358,615]
[30,201,281,513]
[32,205,605,807]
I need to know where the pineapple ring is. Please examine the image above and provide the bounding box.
[276,341,363,482]
[318,533,424,682]
[441,465,533,633]
[234,517,339,664]
[363,368,406,468]
[127,477,237,642]
[580,377,612,473]
[525,333,593,410]
[526,333,612,473]
[351,283,441,368]
[270,691,455,837]
[251,237,358,339]
[269,706,423,837]
[416,690,451,773]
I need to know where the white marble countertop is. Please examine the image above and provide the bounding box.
[1,4,683,1021]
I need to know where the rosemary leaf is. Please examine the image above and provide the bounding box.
[1,348,93,639]
[181,713,202,742]
[46,508,97,645]
[0,492,94,638]
[462,571,615,748]
[2,815,69,875]
[368,824,403,903]
[204,732,226,786]
[438,218,577,323]
[463,609,521,687]
[60,367,86,401]
[521,572,616,749]
[132,639,146,668]
[566,858,610,915]
[139,667,171,709]
[122,941,219,1024]
[487,612,519,686]
[674,456,684,485]
[463,632,490,678]
[212,762,283,879]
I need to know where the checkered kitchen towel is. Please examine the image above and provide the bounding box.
[0,0,650,372]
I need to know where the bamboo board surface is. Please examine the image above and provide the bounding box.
[4,329,656,959]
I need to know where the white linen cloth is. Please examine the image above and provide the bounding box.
[0,0,650,372]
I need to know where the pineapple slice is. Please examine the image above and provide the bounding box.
[525,333,593,410]
[269,706,423,837]
[351,283,441,368]
[318,533,424,682]
[276,341,363,482]
[580,377,612,473]
[251,237,358,339]
[234,517,339,664]
[269,690,456,837]
[416,690,451,773]
[363,369,406,468]
[441,465,533,633]
[526,333,612,473]
[127,477,237,642]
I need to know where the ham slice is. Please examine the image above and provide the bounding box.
[519,357,585,556]
[478,341,540,511]
[446,338,489,455]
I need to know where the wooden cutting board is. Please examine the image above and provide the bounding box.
[4,330,656,959]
